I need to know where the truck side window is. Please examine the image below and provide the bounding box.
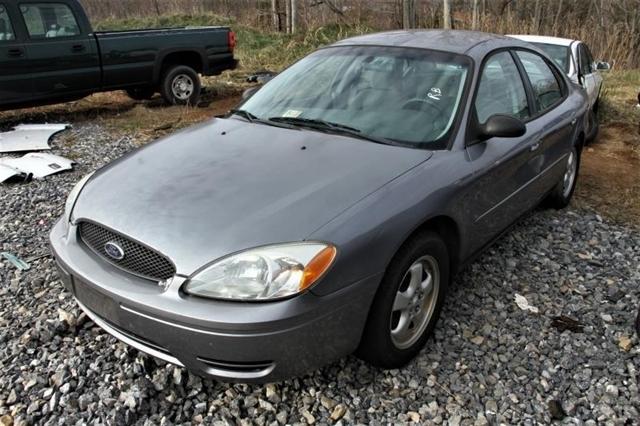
[20,3,80,39]
[0,5,16,41]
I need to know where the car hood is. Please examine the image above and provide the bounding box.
[73,118,432,275]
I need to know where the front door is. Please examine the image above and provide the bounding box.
[462,50,538,251]
[18,2,99,99]
[0,3,32,106]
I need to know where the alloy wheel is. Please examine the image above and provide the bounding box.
[390,255,440,350]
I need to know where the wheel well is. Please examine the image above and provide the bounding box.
[161,51,204,75]
[404,215,461,274]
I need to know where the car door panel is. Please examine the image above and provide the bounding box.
[459,50,540,253]
[0,3,32,104]
[19,2,100,98]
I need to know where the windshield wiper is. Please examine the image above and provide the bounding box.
[268,116,402,146]
[228,109,297,130]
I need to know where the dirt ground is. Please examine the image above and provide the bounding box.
[1,87,638,228]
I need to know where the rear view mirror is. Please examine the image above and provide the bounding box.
[596,61,611,71]
[479,114,526,139]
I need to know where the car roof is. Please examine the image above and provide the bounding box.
[331,29,526,55]
[508,35,576,47]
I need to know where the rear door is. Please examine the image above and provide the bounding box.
[514,50,574,197]
[0,3,32,104]
[18,1,100,98]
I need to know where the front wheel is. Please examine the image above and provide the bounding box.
[546,145,581,209]
[356,232,449,368]
[160,65,201,106]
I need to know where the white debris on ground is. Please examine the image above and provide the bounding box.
[0,124,69,153]
[0,123,74,183]
[515,293,540,314]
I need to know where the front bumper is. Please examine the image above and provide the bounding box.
[50,219,380,382]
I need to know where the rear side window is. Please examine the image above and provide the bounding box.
[0,5,15,41]
[516,51,563,112]
[475,51,530,124]
[20,3,80,39]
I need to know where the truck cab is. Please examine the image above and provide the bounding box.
[0,0,237,110]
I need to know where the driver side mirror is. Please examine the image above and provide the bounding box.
[479,114,526,140]
[596,61,611,71]
[242,86,260,101]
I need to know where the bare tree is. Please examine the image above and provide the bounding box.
[443,0,452,29]
[472,0,479,30]
[403,0,415,29]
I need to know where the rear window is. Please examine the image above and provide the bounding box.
[20,3,80,39]
[0,5,15,41]
[516,51,564,112]
[532,43,571,74]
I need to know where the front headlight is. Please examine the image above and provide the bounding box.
[64,172,94,223]
[184,243,337,301]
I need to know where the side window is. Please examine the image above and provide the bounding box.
[20,3,80,39]
[516,51,563,112]
[0,4,16,41]
[578,45,592,75]
[583,44,595,73]
[475,51,530,124]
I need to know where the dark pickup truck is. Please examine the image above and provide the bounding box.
[0,0,237,110]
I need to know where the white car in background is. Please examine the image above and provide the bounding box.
[509,35,610,141]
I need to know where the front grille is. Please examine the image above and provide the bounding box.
[78,221,175,282]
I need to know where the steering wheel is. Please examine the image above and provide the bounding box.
[401,97,446,123]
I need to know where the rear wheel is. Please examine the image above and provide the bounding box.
[126,87,156,101]
[546,144,581,209]
[357,232,449,368]
[160,65,201,106]
[586,99,600,143]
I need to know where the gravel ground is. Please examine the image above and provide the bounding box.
[0,123,639,425]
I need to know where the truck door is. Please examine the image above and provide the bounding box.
[0,3,32,105]
[18,2,99,98]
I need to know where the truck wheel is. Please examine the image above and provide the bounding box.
[126,87,156,101]
[161,65,201,106]
[356,231,449,368]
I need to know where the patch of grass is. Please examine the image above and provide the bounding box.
[599,70,640,129]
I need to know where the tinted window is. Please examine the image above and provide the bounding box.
[516,51,563,111]
[475,51,529,124]
[20,3,80,39]
[0,5,15,41]
[532,43,570,74]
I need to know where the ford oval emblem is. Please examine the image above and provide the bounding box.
[104,241,125,260]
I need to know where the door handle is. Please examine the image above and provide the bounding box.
[530,141,541,152]
[71,44,86,52]
[7,48,24,57]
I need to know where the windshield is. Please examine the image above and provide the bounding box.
[532,43,571,74]
[240,46,471,149]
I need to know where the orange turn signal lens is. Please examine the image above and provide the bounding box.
[299,245,337,291]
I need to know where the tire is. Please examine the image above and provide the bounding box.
[160,65,201,106]
[356,231,450,368]
[126,87,156,101]
[585,103,600,144]
[546,144,581,209]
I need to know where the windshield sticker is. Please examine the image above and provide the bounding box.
[427,87,442,101]
[282,109,303,118]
